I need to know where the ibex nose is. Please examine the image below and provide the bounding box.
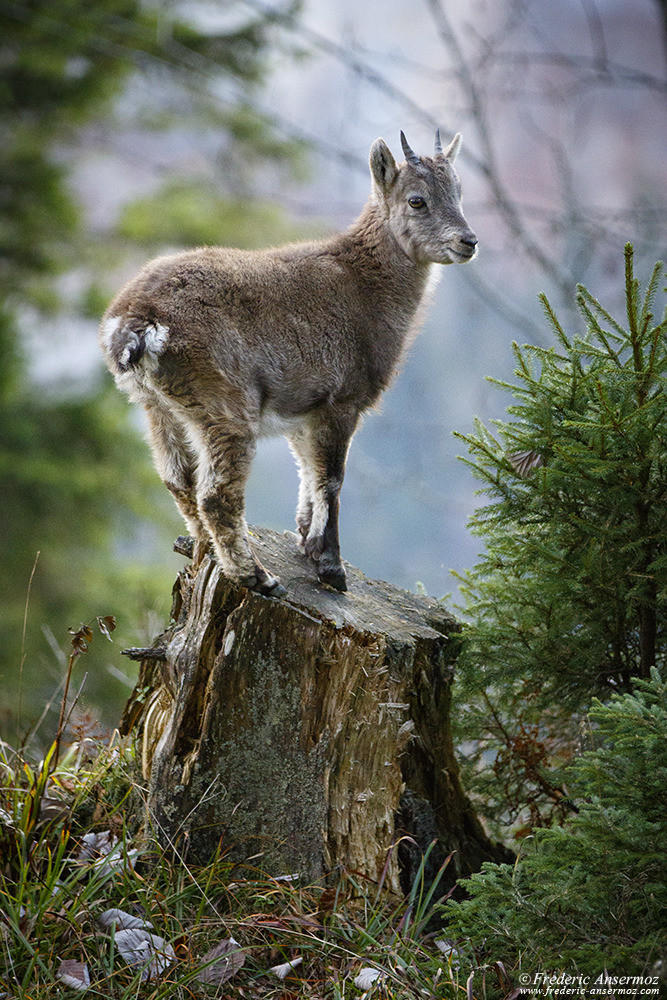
[461,234,478,250]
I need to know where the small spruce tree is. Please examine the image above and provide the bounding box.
[454,245,666,830]
[446,666,667,977]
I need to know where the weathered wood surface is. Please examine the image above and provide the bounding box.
[121,526,510,895]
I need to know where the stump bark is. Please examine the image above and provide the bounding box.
[121,526,511,896]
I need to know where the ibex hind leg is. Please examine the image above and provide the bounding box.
[143,395,208,546]
[196,427,286,597]
[288,413,357,592]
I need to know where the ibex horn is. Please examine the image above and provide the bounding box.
[434,127,443,156]
[400,131,420,166]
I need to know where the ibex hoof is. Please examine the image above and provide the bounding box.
[240,570,287,599]
[318,564,347,592]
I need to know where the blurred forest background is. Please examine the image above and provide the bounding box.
[1,0,665,740]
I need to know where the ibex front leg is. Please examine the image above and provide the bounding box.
[197,426,285,597]
[289,410,358,592]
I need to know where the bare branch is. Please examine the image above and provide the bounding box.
[486,51,666,93]
[423,0,573,299]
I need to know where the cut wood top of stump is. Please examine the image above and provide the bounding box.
[240,526,457,645]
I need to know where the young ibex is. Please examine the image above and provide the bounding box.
[100,130,477,596]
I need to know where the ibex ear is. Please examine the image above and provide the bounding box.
[369,139,398,194]
[443,132,462,162]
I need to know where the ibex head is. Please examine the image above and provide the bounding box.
[369,129,477,266]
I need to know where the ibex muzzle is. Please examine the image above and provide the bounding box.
[100,131,477,595]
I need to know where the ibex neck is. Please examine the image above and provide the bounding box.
[329,201,436,395]
[340,201,435,324]
[346,200,431,284]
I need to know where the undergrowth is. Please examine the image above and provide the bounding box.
[0,731,472,998]
[1,618,469,999]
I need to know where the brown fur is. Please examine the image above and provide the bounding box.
[99,132,477,595]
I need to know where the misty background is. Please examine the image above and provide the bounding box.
[2,0,665,736]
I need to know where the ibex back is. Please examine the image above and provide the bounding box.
[99,130,477,595]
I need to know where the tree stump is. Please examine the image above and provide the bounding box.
[120,526,511,896]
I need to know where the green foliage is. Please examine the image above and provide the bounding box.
[0,0,257,283]
[118,180,310,250]
[0,370,176,732]
[454,246,667,829]
[0,0,305,737]
[446,667,667,978]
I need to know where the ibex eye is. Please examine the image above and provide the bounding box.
[408,196,426,209]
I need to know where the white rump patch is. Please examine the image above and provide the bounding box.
[100,315,121,349]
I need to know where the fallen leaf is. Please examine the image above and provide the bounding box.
[76,831,115,861]
[198,937,245,985]
[494,959,511,991]
[435,938,462,967]
[172,932,190,961]
[38,796,70,823]
[115,927,175,981]
[270,956,303,980]
[354,967,384,990]
[76,832,138,873]
[57,959,90,990]
[98,908,153,931]
[91,844,138,874]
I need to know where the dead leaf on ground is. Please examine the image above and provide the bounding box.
[98,908,153,931]
[57,959,90,991]
[354,967,386,990]
[271,956,303,980]
[115,927,176,981]
[38,796,70,823]
[76,831,138,873]
[76,830,115,861]
[197,937,245,985]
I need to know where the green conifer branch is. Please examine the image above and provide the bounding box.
[454,244,666,838]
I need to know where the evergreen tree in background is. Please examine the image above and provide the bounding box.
[0,0,300,738]
[454,246,666,832]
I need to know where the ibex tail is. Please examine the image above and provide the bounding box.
[101,315,169,373]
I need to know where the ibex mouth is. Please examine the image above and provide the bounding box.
[450,245,477,262]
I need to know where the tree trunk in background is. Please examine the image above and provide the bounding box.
[120,526,511,897]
